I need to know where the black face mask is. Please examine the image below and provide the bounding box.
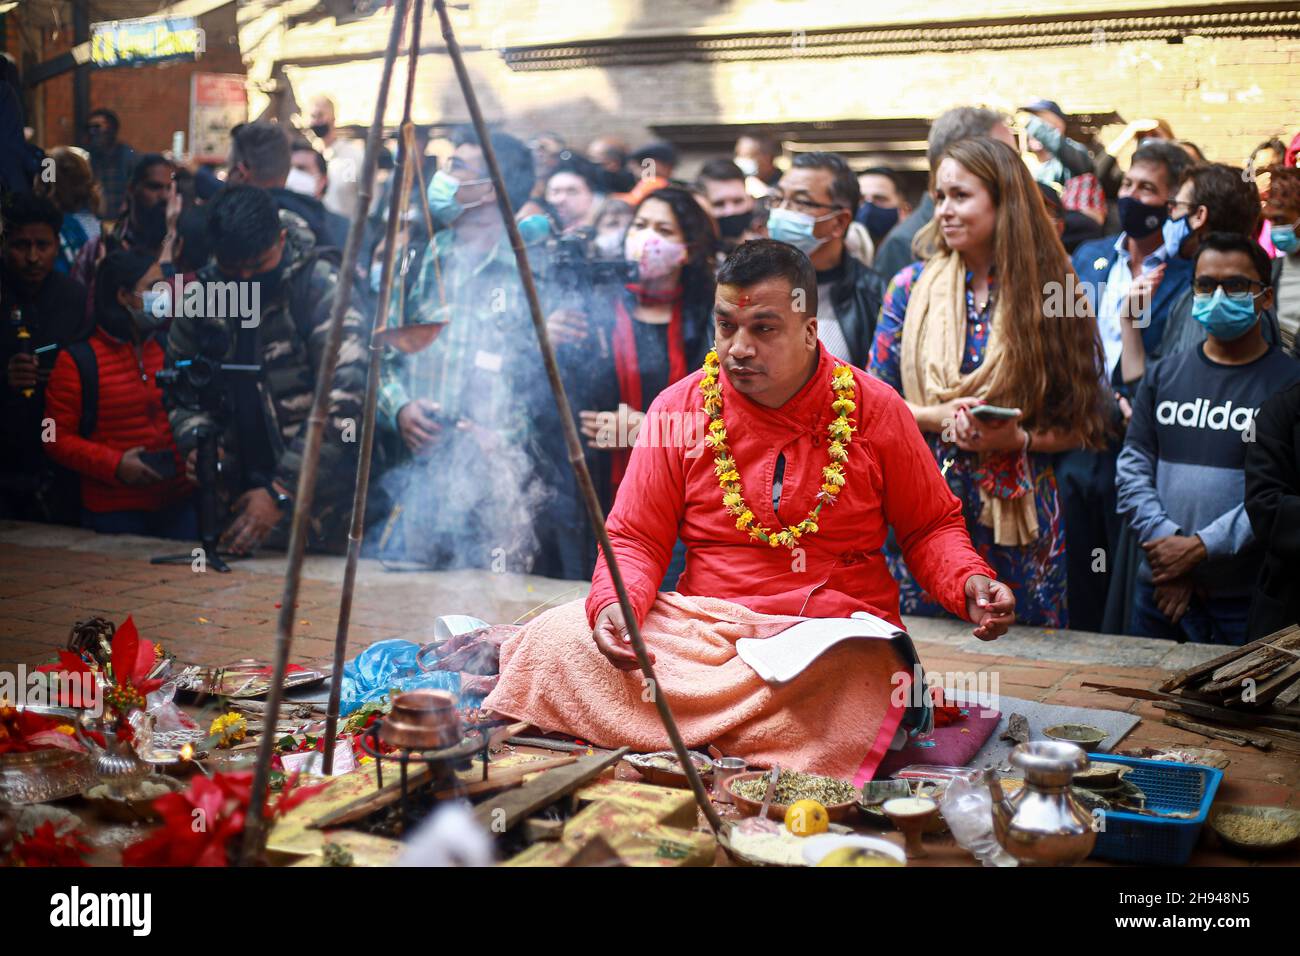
[86,128,110,151]
[132,200,168,247]
[716,211,751,239]
[859,202,901,243]
[310,123,331,139]
[1117,196,1167,240]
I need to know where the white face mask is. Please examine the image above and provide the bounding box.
[734,157,759,177]
[285,166,321,197]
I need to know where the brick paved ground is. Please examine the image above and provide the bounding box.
[2,521,1297,865]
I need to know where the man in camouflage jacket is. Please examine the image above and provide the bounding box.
[165,185,367,553]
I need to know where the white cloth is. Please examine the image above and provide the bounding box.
[1097,233,1171,378]
[322,138,365,219]
[815,280,853,362]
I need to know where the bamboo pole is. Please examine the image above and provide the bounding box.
[238,0,412,866]
[430,0,722,832]
[321,0,425,777]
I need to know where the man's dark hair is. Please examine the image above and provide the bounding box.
[927,106,1005,169]
[451,126,534,211]
[860,166,905,194]
[547,154,603,197]
[206,185,282,265]
[1130,140,1191,192]
[790,152,861,212]
[738,133,779,158]
[291,139,328,179]
[1250,137,1287,166]
[2,191,63,236]
[716,238,818,318]
[1194,231,1274,288]
[94,249,155,324]
[1036,181,1065,218]
[129,152,174,187]
[88,108,120,134]
[1180,163,1260,237]
[175,206,213,273]
[231,121,292,185]
[697,159,746,185]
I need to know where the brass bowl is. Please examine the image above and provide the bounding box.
[379,689,461,751]
[1044,724,1107,752]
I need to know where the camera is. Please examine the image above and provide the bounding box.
[545,231,638,288]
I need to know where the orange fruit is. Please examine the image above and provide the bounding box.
[785,799,830,837]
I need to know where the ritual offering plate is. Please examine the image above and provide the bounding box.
[726,769,859,823]
[719,819,855,867]
[624,750,712,789]
[83,775,184,823]
[801,833,907,867]
[174,659,326,699]
[0,747,96,806]
[1209,804,1300,856]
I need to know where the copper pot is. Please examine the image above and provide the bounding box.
[379,689,461,751]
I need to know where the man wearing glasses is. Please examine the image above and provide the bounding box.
[1117,232,1300,644]
[765,152,883,369]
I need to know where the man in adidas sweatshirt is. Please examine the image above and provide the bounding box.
[1117,232,1300,644]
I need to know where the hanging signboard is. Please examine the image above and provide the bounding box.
[190,72,248,164]
[90,16,204,68]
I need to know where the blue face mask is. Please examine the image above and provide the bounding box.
[767,207,833,255]
[1192,287,1260,341]
[1271,223,1299,254]
[1161,213,1193,259]
[517,213,552,245]
[427,169,491,227]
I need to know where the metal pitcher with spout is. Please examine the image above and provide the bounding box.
[987,741,1097,865]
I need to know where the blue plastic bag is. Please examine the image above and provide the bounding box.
[339,639,463,716]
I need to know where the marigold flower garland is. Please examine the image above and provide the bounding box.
[700,350,857,548]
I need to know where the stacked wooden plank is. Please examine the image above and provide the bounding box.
[1154,625,1300,752]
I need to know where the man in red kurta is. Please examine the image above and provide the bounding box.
[485,240,1014,780]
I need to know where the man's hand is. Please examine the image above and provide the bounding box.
[1153,577,1194,624]
[397,399,441,455]
[116,446,164,486]
[591,603,654,671]
[1124,264,1164,326]
[965,574,1016,641]
[184,445,225,485]
[220,487,283,555]
[546,308,588,346]
[1142,534,1207,584]
[6,353,38,392]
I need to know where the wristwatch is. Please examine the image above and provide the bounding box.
[265,485,292,511]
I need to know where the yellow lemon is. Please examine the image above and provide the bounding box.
[785,799,830,837]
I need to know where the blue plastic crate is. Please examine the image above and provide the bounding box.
[1087,753,1222,866]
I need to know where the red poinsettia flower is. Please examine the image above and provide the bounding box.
[0,706,84,755]
[36,617,162,715]
[9,821,92,867]
[122,770,326,867]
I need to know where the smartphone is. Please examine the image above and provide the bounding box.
[968,404,1021,422]
[140,450,178,479]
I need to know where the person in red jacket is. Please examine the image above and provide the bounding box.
[44,250,195,537]
[483,241,1015,778]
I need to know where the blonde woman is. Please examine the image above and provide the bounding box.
[37,146,102,272]
[869,137,1108,627]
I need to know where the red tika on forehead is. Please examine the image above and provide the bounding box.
[737,293,753,307]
